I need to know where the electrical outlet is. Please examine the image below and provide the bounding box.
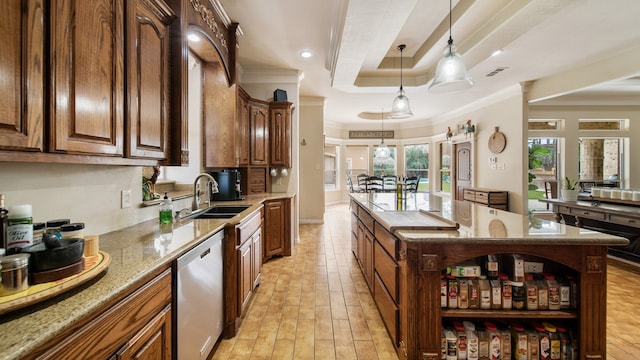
[121,189,132,209]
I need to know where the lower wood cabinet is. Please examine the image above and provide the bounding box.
[263,198,292,261]
[34,269,172,359]
[114,305,172,360]
[224,208,263,337]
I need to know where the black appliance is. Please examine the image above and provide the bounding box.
[210,170,243,201]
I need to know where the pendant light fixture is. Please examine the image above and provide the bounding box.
[429,0,474,93]
[374,109,391,160]
[390,44,413,119]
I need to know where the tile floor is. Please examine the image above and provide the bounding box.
[211,203,640,360]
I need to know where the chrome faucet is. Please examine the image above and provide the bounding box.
[191,173,219,211]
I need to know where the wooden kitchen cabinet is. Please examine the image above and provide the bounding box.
[33,269,172,359]
[269,101,293,168]
[263,198,293,261]
[0,0,45,152]
[236,87,251,166]
[49,0,125,156]
[249,101,269,166]
[125,0,176,160]
[203,61,238,168]
[115,305,172,360]
[224,208,263,337]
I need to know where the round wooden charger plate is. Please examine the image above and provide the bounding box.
[0,251,111,315]
[488,128,507,154]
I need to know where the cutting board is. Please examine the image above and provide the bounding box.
[0,251,111,315]
[376,210,459,231]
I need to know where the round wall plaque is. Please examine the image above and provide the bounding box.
[488,127,506,154]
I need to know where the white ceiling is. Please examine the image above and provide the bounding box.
[217,0,640,126]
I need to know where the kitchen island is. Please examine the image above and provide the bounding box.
[0,193,294,360]
[350,192,628,360]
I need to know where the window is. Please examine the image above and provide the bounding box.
[439,142,452,192]
[578,137,622,189]
[405,144,429,192]
[345,145,369,187]
[324,145,339,190]
[373,145,396,177]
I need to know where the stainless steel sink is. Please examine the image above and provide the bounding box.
[188,205,250,219]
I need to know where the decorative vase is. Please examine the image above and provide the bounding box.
[561,189,580,202]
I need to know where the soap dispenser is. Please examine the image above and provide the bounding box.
[159,192,174,224]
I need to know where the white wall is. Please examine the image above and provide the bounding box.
[299,97,325,223]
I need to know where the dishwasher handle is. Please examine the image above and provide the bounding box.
[176,230,223,270]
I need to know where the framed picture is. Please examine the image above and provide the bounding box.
[457,122,467,134]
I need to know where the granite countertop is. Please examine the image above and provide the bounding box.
[350,192,629,246]
[0,192,295,360]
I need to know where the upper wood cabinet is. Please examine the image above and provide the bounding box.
[203,61,238,169]
[125,0,176,160]
[250,101,269,166]
[236,88,250,166]
[0,0,189,165]
[0,0,44,152]
[49,0,125,156]
[269,102,292,168]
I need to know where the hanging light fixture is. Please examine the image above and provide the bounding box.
[429,0,474,93]
[390,44,413,119]
[374,109,391,160]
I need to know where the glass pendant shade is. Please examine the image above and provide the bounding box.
[375,142,390,160]
[429,42,474,93]
[390,88,413,119]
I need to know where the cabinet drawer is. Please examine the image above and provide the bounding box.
[463,189,476,201]
[374,222,397,259]
[358,207,375,233]
[238,210,262,245]
[374,240,399,302]
[609,213,640,227]
[571,208,605,220]
[373,272,398,345]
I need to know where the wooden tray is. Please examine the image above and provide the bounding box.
[0,251,111,315]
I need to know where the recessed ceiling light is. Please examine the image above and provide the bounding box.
[491,49,503,57]
[187,33,201,43]
[299,50,313,58]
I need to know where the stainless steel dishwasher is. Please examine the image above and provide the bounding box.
[176,230,224,359]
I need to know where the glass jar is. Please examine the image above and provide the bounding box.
[621,189,633,200]
[32,222,45,245]
[590,187,601,197]
[60,222,85,239]
[46,219,71,239]
[610,188,621,199]
[633,190,640,202]
[0,253,30,296]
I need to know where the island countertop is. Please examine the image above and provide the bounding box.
[350,192,629,246]
[0,192,295,360]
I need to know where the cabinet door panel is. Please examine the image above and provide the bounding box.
[250,103,268,165]
[236,89,250,166]
[239,240,252,312]
[269,102,291,167]
[252,231,261,288]
[116,305,171,360]
[264,200,285,259]
[50,0,124,155]
[126,0,175,159]
[0,0,44,151]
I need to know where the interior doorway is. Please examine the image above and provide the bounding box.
[454,142,472,201]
